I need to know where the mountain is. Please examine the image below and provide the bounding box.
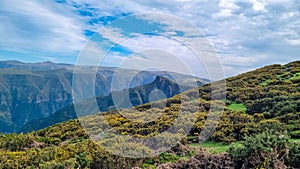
[0,60,73,70]
[0,61,208,133]
[0,61,299,168]
[20,76,192,133]
[20,60,300,135]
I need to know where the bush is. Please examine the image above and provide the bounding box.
[158,153,179,163]
[157,149,234,169]
[0,133,35,151]
[228,130,290,169]
[286,142,300,168]
[291,130,300,138]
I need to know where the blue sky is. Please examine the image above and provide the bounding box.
[0,0,299,77]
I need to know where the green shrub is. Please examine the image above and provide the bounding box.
[228,130,290,169]
[291,130,300,138]
[286,142,300,167]
[158,153,179,163]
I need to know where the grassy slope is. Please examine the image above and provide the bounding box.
[0,61,299,168]
[227,102,247,113]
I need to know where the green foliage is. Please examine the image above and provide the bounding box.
[158,153,179,163]
[260,79,272,86]
[211,111,254,143]
[246,95,300,117]
[189,141,240,154]
[0,133,35,151]
[291,130,300,138]
[227,102,247,113]
[156,149,234,169]
[75,152,92,168]
[142,144,195,168]
[290,72,300,80]
[228,130,291,168]
[286,142,300,167]
[142,153,179,169]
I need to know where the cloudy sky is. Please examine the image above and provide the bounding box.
[0,0,299,77]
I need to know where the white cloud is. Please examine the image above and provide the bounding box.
[81,0,300,76]
[139,13,204,37]
[250,0,267,11]
[95,32,219,78]
[77,41,108,66]
[99,27,125,45]
[213,0,239,18]
[286,39,300,46]
[0,0,87,57]
[0,0,299,77]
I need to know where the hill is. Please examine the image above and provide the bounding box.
[0,61,299,168]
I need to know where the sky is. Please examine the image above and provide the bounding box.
[0,0,299,77]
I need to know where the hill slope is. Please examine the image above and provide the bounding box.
[0,61,299,168]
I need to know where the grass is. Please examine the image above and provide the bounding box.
[260,79,271,86]
[189,141,242,154]
[189,138,300,154]
[259,72,299,85]
[201,142,230,154]
[227,102,247,113]
[279,72,299,82]
[291,138,300,143]
[290,72,300,80]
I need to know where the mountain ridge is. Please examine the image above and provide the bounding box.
[19,75,197,133]
[0,60,208,133]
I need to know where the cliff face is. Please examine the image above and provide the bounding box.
[0,70,74,132]
[0,61,206,133]
[20,75,199,133]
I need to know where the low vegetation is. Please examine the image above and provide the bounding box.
[0,61,299,168]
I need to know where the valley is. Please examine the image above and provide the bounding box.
[0,61,206,133]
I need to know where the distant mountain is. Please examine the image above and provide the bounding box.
[0,61,208,133]
[0,60,75,70]
[20,76,192,133]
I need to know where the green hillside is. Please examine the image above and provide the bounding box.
[0,61,299,168]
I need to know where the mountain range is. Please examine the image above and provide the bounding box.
[0,60,208,133]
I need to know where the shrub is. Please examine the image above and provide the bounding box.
[228,130,290,169]
[157,149,234,169]
[291,130,300,138]
[286,142,300,168]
